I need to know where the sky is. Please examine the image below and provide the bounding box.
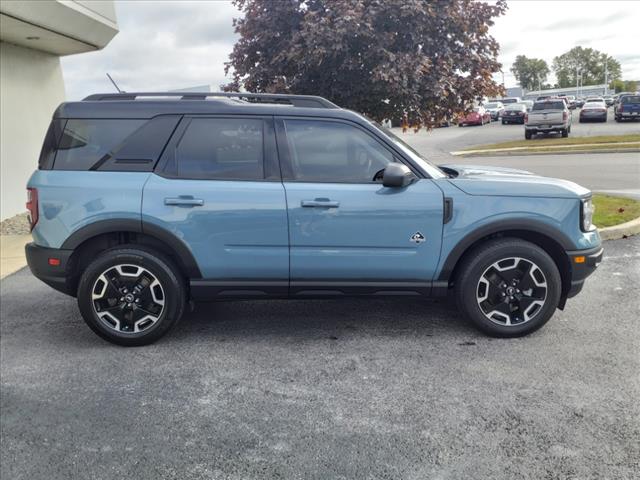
[61,0,640,100]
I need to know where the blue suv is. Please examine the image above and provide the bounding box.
[26,92,603,345]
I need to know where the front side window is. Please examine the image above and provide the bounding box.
[54,119,145,170]
[283,120,394,182]
[175,118,264,180]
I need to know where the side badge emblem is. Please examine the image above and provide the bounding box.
[410,232,426,244]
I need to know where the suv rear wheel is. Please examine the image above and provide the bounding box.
[455,238,561,337]
[77,247,186,346]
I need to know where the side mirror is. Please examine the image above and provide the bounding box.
[382,163,417,188]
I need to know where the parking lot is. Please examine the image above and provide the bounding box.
[1,236,638,479]
[401,108,640,162]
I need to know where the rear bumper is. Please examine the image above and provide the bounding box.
[565,245,604,298]
[525,124,567,133]
[25,242,76,296]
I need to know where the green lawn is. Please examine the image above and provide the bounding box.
[593,194,640,228]
[462,134,640,152]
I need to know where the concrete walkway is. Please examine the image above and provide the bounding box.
[0,235,31,279]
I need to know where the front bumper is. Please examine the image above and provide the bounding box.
[565,245,604,298]
[25,242,76,296]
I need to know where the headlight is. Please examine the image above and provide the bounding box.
[581,197,595,231]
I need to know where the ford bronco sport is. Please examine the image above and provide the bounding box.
[26,92,602,346]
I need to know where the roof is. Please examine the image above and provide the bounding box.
[54,92,361,120]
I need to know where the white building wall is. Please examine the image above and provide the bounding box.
[0,41,65,220]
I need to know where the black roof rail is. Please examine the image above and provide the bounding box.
[82,92,339,109]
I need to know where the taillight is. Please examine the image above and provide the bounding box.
[26,187,38,231]
[524,113,528,123]
[619,105,624,112]
[562,111,568,121]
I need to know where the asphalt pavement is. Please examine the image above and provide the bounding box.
[396,111,640,199]
[398,109,640,162]
[1,236,639,479]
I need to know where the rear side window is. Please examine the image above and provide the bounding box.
[175,118,264,180]
[622,95,640,104]
[54,119,145,170]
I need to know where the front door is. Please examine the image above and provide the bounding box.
[277,118,444,295]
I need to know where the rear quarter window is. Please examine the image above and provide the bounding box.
[53,119,146,170]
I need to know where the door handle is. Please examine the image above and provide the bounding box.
[301,199,340,208]
[164,196,204,207]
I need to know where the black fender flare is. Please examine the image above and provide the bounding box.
[437,219,575,282]
[61,219,202,278]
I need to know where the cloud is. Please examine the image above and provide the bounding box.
[61,0,241,100]
[490,0,640,86]
[62,0,640,97]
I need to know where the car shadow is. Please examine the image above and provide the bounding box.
[165,296,476,345]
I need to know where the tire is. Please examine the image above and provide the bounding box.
[454,238,561,338]
[502,120,505,125]
[525,130,532,140]
[77,246,186,346]
[562,128,568,138]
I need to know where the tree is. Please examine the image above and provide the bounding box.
[552,47,621,88]
[225,0,507,128]
[610,79,637,93]
[510,55,549,91]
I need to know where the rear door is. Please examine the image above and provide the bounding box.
[142,116,289,295]
[276,117,444,295]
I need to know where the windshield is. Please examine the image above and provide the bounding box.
[501,98,518,104]
[372,123,446,179]
[485,103,499,108]
[505,103,525,110]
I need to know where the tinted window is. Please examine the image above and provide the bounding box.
[502,98,518,104]
[176,118,264,180]
[39,119,65,169]
[284,120,394,182]
[622,95,640,104]
[532,101,565,111]
[54,119,145,170]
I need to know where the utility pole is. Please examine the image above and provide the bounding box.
[604,57,609,94]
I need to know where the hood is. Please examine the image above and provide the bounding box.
[440,164,590,199]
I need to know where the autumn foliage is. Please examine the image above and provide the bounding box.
[225,0,506,128]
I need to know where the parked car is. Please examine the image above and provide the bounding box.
[500,97,521,105]
[459,106,491,126]
[614,94,640,121]
[557,95,577,109]
[484,101,505,120]
[521,100,534,112]
[25,92,602,345]
[501,103,527,124]
[579,101,607,122]
[524,99,572,139]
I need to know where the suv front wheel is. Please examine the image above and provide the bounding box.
[455,238,561,337]
[77,247,186,346]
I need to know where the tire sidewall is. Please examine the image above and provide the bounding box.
[456,240,561,337]
[77,248,185,346]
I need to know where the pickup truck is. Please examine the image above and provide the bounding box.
[614,94,640,122]
[524,99,571,139]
